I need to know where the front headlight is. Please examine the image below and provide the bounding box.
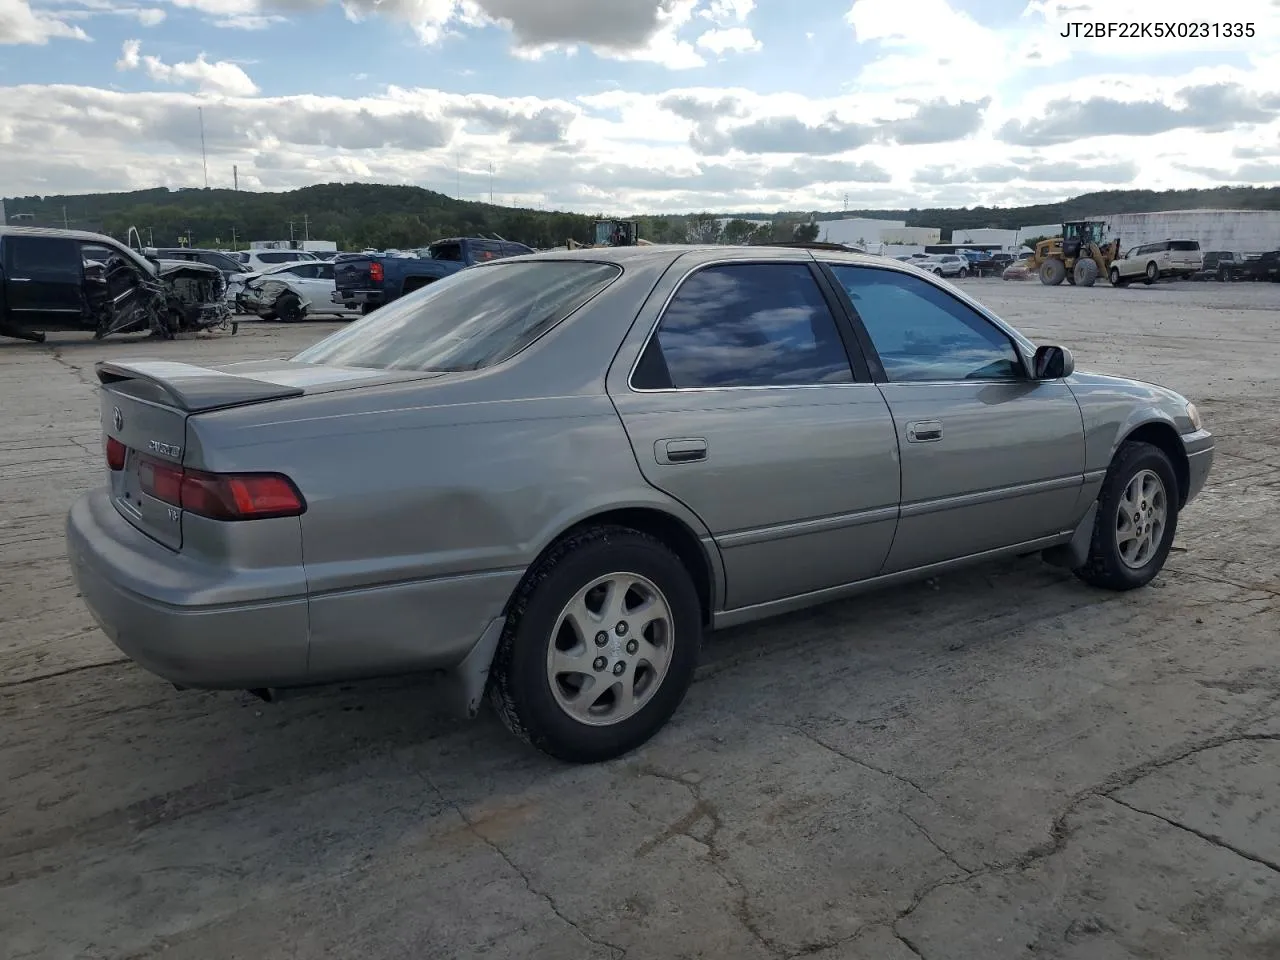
[1185,401,1203,431]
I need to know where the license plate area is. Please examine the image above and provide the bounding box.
[112,448,184,549]
[116,448,146,519]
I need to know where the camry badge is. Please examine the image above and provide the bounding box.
[112,406,124,432]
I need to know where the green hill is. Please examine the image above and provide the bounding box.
[4,182,1278,250]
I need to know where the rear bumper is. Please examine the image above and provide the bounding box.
[65,488,522,694]
[333,289,383,306]
[66,490,310,689]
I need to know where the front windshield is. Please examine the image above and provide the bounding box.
[292,259,622,372]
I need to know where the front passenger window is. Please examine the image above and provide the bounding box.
[827,265,1023,383]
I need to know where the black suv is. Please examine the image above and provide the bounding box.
[1191,251,1240,281]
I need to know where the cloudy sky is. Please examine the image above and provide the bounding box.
[2,0,1278,212]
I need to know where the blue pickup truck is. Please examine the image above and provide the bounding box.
[332,237,534,313]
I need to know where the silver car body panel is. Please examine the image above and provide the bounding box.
[66,245,1215,706]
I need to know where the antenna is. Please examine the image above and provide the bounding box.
[199,107,209,189]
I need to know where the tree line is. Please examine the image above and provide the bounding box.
[4,182,1276,251]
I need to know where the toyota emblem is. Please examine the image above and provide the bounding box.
[112,406,124,432]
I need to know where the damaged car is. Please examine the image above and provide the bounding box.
[0,226,236,343]
[236,260,359,322]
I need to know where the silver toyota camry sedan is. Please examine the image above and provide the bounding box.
[66,245,1214,763]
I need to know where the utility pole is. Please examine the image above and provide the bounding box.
[302,213,310,242]
[230,225,237,250]
[233,164,238,192]
[198,107,209,189]
[455,151,461,198]
[489,161,494,204]
[61,205,68,229]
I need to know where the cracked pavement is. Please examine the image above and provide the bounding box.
[2,280,1279,959]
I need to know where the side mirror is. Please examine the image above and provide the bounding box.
[1033,344,1074,379]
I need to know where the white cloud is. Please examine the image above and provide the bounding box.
[699,0,752,22]
[115,38,260,96]
[0,0,89,43]
[696,26,759,54]
[2,0,1278,213]
[212,12,283,28]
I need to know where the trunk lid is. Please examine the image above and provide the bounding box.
[334,255,378,293]
[97,359,432,550]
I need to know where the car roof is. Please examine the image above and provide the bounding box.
[495,243,934,274]
[0,224,123,244]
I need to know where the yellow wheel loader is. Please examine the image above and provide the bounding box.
[1026,220,1122,287]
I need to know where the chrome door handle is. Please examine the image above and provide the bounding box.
[655,437,707,464]
[906,420,943,443]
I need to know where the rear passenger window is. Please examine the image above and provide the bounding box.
[633,263,853,389]
[6,236,82,277]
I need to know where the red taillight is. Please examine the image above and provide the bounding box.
[136,456,305,521]
[105,436,126,471]
[182,471,305,521]
[369,261,383,283]
[138,457,184,504]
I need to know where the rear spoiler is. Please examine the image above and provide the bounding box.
[96,359,305,413]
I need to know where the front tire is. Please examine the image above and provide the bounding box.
[1074,441,1179,591]
[1074,258,1099,287]
[488,526,703,763]
[958,267,968,278]
[1039,258,1066,285]
[276,292,305,323]
[1144,262,1158,285]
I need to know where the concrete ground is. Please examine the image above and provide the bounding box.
[2,279,1278,960]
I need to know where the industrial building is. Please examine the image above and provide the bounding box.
[1101,210,1280,253]
[817,217,906,246]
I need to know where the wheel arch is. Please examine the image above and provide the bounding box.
[1116,419,1190,508]
[511,505,722,629]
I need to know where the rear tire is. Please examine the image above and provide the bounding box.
[488,526,703,763]
[1074,441,1179,591]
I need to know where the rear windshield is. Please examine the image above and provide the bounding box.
[292,260,622,372]
[1170,240,1200,251]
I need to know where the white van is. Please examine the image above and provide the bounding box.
[1109,239,1202,285]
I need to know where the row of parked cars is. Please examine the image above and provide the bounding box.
[892,251,1017,278]
[1189,250,1280,282]
[152,237,537,324]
